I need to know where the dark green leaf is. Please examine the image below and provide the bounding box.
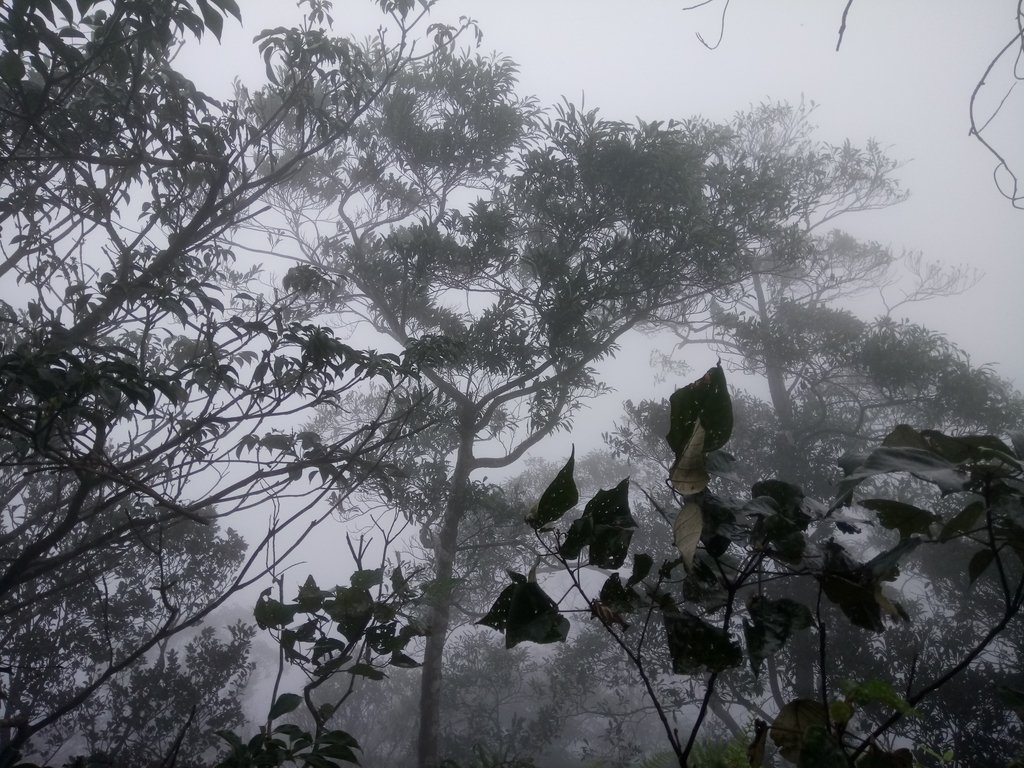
[195,0,224,39]
[350,568,384,590]
[505,581,569,648]
[968,548,996,585]
[254,595,298,629]
[836,447,967,503]
[861,498,937,538]
[268,692,302,720]
[324,586,373,642]
[626,552,653,587]
[743,597,813,676]
[526,448,578,529]
[663,610,742,673]
[348,663,385,680]
[586,478,637,568]
[666,363,732,456]
[940,501,985,541]
[558,514,594,560]
[477,583,515,632]
[769,699,827,764]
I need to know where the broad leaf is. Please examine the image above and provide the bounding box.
[861,499,937,538]
[324,586,374,642]
[836,446,968,504]
[663,610,742,673]
[526,448,579,529]
[743,596,813,676]
[670,420,709,495]
[769,699,826,764]
[268,692,302,720]
[673,499,703,571]
[665,363,732,456]
[939,501,984,541]
[626,552,653,587]
[968,548,996,585]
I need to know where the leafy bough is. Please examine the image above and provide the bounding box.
[479,364,1024,766]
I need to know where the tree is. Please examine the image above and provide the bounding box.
[0,0,464,759]
[267,79,786,763]
[482,364,1024,767]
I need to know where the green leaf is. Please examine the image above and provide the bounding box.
[477,583,515,632]
[939,501,985,541]
[348,663,385,680]
[666,363,732,456]
[268,692,303,720]
[841,678,918,716]
[254,594,299,629]
[526,448,578,529]
[586,478,637,568]
[505,580,570,648]
[670,420,709,495]
[558,515,594,560]
[836,447,967,503]
[195,0,224,39]
[626,552,653,587]
[323,586,373,642]
[296,575,323,612]
[350,568,384,590]
[598,572,640,615]
[743,597,813,676]
[389,651,421,668]
[968,548,996,585]
[663,610,742,673]
[861,498,937,538]
[797,726,847,768]
[673,499,703,571]
[769,699,827,764]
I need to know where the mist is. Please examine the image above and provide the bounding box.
[2,2,1023,767]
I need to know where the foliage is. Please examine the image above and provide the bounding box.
[0,0,470,760]
[481,365,1024,767]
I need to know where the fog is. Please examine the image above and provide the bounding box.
[3,2,1024,767]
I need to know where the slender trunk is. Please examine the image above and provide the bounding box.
[752,272,816,698]
[416,423,475,768]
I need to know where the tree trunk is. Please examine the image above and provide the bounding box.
[752,271,816,699]
[416,425,475,768]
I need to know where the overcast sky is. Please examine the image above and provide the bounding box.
[184,0,1024,450]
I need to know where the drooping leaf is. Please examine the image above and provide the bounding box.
[626,552,654,587]
[564,478,636,569]
[663,610,742,673]
[861,498,937,538]
[673,499,703,571]
[835,446,968,505]
[670,420,709,495]
[268,692,303,721]
[743,596,813,676]
[526,448,579,529]
[769,699,827,764]
[666,363,733,456]
[559,514,595,560]
[968,548,996,585]
[477,583,516,632]
[505,580,570,648]
[939,501,985,541]
[350,568,384,590]
[598,572,641,616]
[254,593,299,629]
[324,586,374,642]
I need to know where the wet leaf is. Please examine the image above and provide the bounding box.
[673,499,703,571]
